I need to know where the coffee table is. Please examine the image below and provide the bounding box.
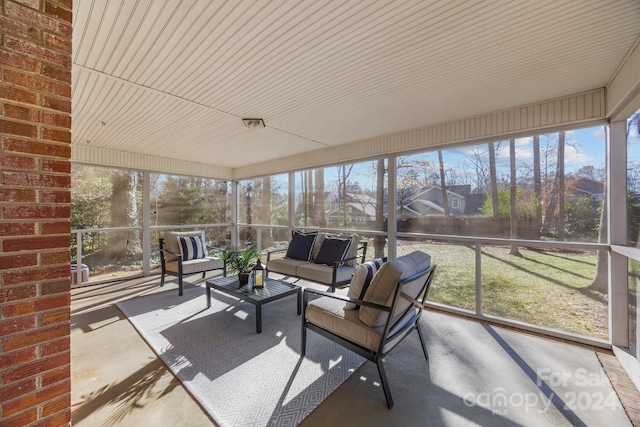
[205,276,302,333]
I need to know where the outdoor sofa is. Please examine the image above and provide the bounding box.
[266,231,368,292]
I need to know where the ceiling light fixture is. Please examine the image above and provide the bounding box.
[242,118,265,129]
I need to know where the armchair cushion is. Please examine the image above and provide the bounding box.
[359,251,431,327]
[314,235,351,266]
[305,295,384,351]
[341,234,361,266]
[285,230,318,261]
[178,234,208,261]
[165,257,224,274]
[345,257,387,310]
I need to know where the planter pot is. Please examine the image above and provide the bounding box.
[238,273,250,286]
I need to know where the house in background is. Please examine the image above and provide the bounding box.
[398,185,485,218]
[325,193,377,225]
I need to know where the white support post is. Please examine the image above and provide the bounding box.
[231,180,239,248]
[609,120,628,347]
[387,156,397,259]
[142,170,150,276]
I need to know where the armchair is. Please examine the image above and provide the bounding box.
[302,251,436,408]
[159,231,226,296]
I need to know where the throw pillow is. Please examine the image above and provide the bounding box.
[345,257,387,310]
[178,234,208,261]
[314,235,352,266]
[285,230,317,261]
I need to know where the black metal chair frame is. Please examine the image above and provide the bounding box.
[159,237,227,296]
[301,263,436,408]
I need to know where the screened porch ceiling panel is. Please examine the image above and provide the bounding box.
[71,0,640,170]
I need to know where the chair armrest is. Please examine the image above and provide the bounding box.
[159,247,181,259]
[267,247,288,262]
[303,288,391,312]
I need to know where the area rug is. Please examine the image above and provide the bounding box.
[117,284,365,427]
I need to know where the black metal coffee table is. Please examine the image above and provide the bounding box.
[205,276,301,333]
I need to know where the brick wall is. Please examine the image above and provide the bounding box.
[1,0,72,426]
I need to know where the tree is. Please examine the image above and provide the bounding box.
[374,159,387,258]
[314,169,326,227]
[533,135,542,235]
[106,170,141,261]
[509,139,521,256]
[438,150,450,215]
[556,131,566,240]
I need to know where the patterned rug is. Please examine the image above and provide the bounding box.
[117,284,365,427]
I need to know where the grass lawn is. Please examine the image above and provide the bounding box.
[396,240,608,340]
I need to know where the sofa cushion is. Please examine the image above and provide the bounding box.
[296,263,356,286]
[314,235,351,266]
[164,231,208,262]
[165,257,224,274]
[359,251,431,327]
[345,257,387,310]
[178,235,208,261]
[306,296,384,351]
[267,258,310,277]
[285,230,317,261]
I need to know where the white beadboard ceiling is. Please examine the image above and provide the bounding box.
[72,0,640,171]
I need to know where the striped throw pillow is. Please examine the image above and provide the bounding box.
[178,235,208,261]
[344,257,387,310]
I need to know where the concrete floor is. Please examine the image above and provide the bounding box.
[71,273,640,426]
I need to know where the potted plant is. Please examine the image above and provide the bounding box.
[220,248,259,285]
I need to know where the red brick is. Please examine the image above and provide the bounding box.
[44,32,72,53]
[3,353,70,384]
[33,410,71,427]
[0,153,37,170]
[44,1,73,24]
[0,318,35,339]
[2,324,70,352]
[0,348,37,370]
[41,365,70,387]
[2,172,71,188]
[42,394,70,417]
[0,379,37,405]
[0,408,38,427]
[42,64,71,84]
[0,84,39,105]
[0,50,40,72]
[3,137,70,158]
[0,285,37,304]
[6,2,72,38]
[3,69,71,98]
[2,206,70,222]
[0,316,37,337]
[42,127,71,143]
[37,295,70,314]
[41,250,69,265]
[54,0,72,10]
[4,235,70,251]
[0,119,38,138]
[2,296,69,320]
[13,0,40,9]
[0,188,37,202]
[0,16,40,43]
[3,265,71,286]
[0,222,36,236]
[41,95,71,113]
[42,220,71,233]
[0,253,38,270]
[2,380,70,416]
[3,104,71,128]
[42,159,70,173]
[40,337,69,357]
[40,280,70,296]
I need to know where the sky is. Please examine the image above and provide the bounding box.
[278,124,608,195]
